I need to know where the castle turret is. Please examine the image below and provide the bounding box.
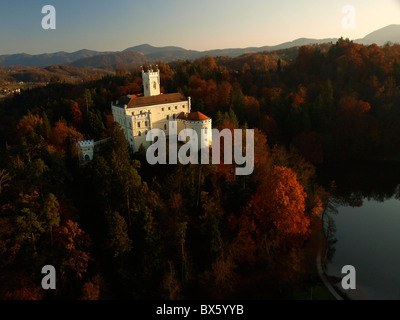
[142,65,160,96]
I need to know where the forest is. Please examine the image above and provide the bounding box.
[0,38,399,299]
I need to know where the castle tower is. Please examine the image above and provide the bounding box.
[177,111,212,150]
[142,65,160,96]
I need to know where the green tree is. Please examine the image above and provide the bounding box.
[83,88,93,116]
[108,123,142,230]
[88,110,106,140]
[229,84,246,123]
[16,208,44,255]
[105,211,132,258]
[41,193,60,247]
[200,191,223,260]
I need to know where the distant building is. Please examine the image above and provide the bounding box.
[111,66,212,152]
[76,138,110,163]
[77,139,94,161]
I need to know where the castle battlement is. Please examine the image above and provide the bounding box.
[77,140,94,147]
[142,71,159,77]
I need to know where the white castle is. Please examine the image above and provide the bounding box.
[77,66,212,161]
[111,66,212,152]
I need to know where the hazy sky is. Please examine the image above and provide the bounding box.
[0,0,399,54]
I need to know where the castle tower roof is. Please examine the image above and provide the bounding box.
[178,111,210,121]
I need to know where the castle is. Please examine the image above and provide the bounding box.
[77,66,212,161]
[111,66,212,152]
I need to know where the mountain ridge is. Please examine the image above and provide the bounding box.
[1,24,399,68]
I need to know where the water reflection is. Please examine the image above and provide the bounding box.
[317,162,400,300]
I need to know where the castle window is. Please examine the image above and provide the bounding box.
[183,105,185,108]
[164,124,167,130]
[173,114,176,119]
[145,121,148,126]
[175,106,177,109]
[162,108,164,111]
[138,122,141,127]
[168,107,171,110]
[138,131,141,136]
[167,115,169,120]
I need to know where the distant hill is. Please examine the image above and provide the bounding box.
[125,38,339,61]
[123,44,193,56]
[118,39,339,63]
[0,24,399,68]
[69,51,149,68]
[200,38,339,59]
[0,49,112,68]
[355,24,400,46]
[124,44,202,60]
[0,65,113,83]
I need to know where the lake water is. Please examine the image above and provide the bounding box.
[318,163,400,300]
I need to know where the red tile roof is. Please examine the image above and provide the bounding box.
[177,112,186,120]
[187,111,210,121]
[177,111,210,121]
[124,93,187,108]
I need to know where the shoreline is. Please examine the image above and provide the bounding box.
[316,227,345,300]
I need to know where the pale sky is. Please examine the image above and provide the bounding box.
[0,0,399,54]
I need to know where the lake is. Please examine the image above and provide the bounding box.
[318,162,400,300]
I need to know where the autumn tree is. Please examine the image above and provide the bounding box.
[205,254,237,299]
[0,169,11,195]
[41,193,60,247]
[56,220,92,281]
[235,165,309,262]
[70,101,83,130]
[80,274,103,300]
[161,261,182,300]
[49,121,83,157]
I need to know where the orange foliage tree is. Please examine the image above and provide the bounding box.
[49,121,83,157]
[249,165,309,238]
[70,101,83,130]
[234,165,310,262]
[16,113,43,136]
[56,219,92,281]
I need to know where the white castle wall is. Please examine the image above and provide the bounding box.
[77,140,94,161]
[111,99,191,152]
